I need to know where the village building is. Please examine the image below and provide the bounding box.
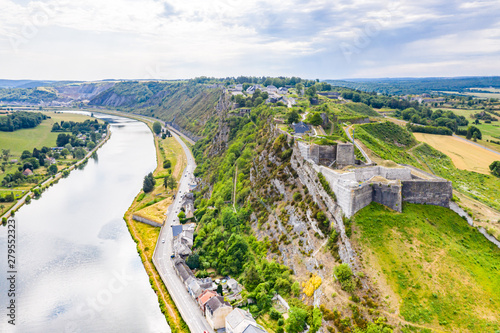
[198,289,218,313]
[172,223,195,258]
[226,308,267,333]
[277,87,288,95]
[292,122,311,136]
[205,296,232,330]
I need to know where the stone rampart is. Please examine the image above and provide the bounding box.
[401,179,452,208]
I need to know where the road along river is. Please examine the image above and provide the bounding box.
[0,113,170,333]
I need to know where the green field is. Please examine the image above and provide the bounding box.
[432,107,500,140]
[354,203,500,332]
[0,111,99,158]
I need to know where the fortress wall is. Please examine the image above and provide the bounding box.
[353,166,412,182]
[318,145,337,165]
[401,180,452,207]
[297,141,310,160]
[380,167,412,181]
[337,143,355,168]
[350,184,373,217]
[372,183,403,212]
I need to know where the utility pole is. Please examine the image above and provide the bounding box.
[352,127,355,163]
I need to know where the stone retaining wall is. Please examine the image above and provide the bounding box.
[132,214,163,227]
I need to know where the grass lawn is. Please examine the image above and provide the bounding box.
[354,203,500,332]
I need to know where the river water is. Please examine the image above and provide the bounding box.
[0,113,170,333]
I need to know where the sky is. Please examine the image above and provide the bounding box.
[0,0,499,81]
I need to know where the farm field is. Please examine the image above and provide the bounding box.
[354,203,500,332]
[413,133,500,174]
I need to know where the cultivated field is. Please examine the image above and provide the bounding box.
[413,133,500,174]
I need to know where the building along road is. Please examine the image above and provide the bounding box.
[152,131,214,333]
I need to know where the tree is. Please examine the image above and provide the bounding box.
[61,148,70,158]
[21,150,32,160]
[287,111,299,124]
[56,133,71,147]
[48,164,58,175]
[466,126,482,140]
[295,83,304,95]
[490,161,500,177]
[143,173,155,193]
[87,141,96,150]
[285,307,308,333]
[186,253,200,269]
[307,113,323,126]
[166,176,176,191]
[153,122,162,135]
[163,160,171,169]
[74,148,86,159]
[0,204,4,213]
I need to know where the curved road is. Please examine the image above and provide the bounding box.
[343,124,373,165]
[152,131,213,333]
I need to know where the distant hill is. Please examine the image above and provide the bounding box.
[325,76,500,95]
[0,79,84,89]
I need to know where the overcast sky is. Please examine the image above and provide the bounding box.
[0,0,499,81]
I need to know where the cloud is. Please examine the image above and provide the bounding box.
[0,0,498,79]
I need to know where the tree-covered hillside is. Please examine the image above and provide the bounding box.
[89,81,221,136]
[326,77,500,95]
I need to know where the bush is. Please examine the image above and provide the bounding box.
[334,263,356,293]
[163,159,171,169]
[293,192,302,202]
[269,308,282,320]
[490,161,500,177]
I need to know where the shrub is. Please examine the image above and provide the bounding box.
[334,263,356,293]
[163,159,171,169]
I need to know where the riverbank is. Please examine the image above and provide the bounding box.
[92,109,189,333]
[1,122,111,220]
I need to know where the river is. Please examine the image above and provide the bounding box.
[0,113,170,333]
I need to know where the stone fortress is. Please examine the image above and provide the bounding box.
[296,141,452,217]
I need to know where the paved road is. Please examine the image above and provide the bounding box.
[152,131,214,333]
[343,124,373,165]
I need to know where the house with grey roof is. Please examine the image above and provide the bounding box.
[292,122,311,136]
[173,258,194,286]
[246,85,264,94]
[226,308,267,333]
[206,296,233,330]
[266,85,278,93]
[277,87,288,95]
[172,223,196,258]
[187,277,215,299]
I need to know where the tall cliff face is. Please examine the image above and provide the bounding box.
[88,81,222,137]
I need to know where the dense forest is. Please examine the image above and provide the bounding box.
[326,76,500,95]
[0,111,46,131]
[0,87,58,103]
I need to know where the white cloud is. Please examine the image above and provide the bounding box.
[0,0,498,79]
